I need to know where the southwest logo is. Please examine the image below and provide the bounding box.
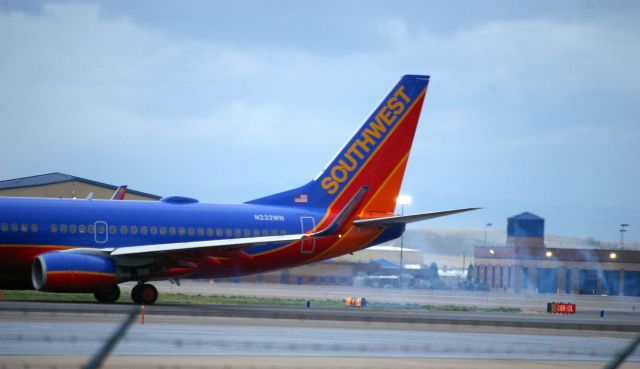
[320,86,411,195]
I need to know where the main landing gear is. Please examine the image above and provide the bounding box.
[93,284,121,303]
[131,282,158,305]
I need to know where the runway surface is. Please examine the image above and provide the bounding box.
[2,300,639,331]
[1,302,640,368]
[1,311,639,360]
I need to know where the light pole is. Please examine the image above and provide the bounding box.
[396,195,412,287]
[620,224,629,249]
[484,222,492,246]
[462,251,466,280]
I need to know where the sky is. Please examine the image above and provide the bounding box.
[1,0,638,242]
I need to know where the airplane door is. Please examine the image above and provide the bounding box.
[300,217,316,253]
[94,221,108,243]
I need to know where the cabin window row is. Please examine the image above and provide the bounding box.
[0,223,38,233]
[1,222,288,238]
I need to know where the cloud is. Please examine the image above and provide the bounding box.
[0,2,638,240]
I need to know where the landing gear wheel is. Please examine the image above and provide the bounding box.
[131,283,158,305]
[94,284,120,303]
[131,283,143,303]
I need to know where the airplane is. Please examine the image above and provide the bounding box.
[84,185,128,201]
[110,185,128,200]
[0,74,478,304]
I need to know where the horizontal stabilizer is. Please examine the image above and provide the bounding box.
[353,208,481,227]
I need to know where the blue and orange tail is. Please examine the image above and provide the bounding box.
[246,75,430,216]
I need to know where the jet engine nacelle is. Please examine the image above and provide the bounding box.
[32,252,117,292]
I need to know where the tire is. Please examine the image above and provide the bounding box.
[132,283,158,305]
[94,284,120,303]
[131,283,143,304]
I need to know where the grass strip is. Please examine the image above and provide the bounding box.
[0,290,520,313]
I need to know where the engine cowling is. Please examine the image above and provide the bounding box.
[32,252,117,292]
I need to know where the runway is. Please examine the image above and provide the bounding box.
[1,302,640,368]
[2,300,639,331]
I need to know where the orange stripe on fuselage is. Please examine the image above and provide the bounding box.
[306,225,384,263]
[362,151,411,214]
[47,271,115,278]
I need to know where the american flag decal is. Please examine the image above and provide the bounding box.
[294,194,308,203]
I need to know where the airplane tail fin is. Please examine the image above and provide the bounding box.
[111,185,128,200]
[246,75,430,216]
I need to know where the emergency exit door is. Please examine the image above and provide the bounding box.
[300,217,315,253]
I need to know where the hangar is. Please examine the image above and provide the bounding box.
[0,172,160,201]
[473,212,640,296]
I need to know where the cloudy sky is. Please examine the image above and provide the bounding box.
[1,0,638,242]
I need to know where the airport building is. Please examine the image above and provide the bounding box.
[473,212,640,296]
[0,172,160,200]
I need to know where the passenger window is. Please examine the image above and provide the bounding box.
[178,227,186,236]
[243,229,251,237]
[88,224,95,234]
[109,225,116,234]
[151,226,158,235]
[159,227,166,236]
[30,224,38,232]
[69,224,77,234]
[198,227,205,236]
[50,224,57,233]
[169,227,176,236]
[11,223,18,232]
[0,223,7,232]
[271,229,278,236]
[188,227,195,236]
[216,228,223,237]
[131,226,138,235]
[21,223,28,232]
[262,229,269,236]
[78,225,86,234]
[120,225,128,235]
[280,230,287,235]
[60,224,68,233]
[141,226,148,235]
[253,229,260,237]
[234,228,241,237]
[225,228,232,237]
[207,228,214,237]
